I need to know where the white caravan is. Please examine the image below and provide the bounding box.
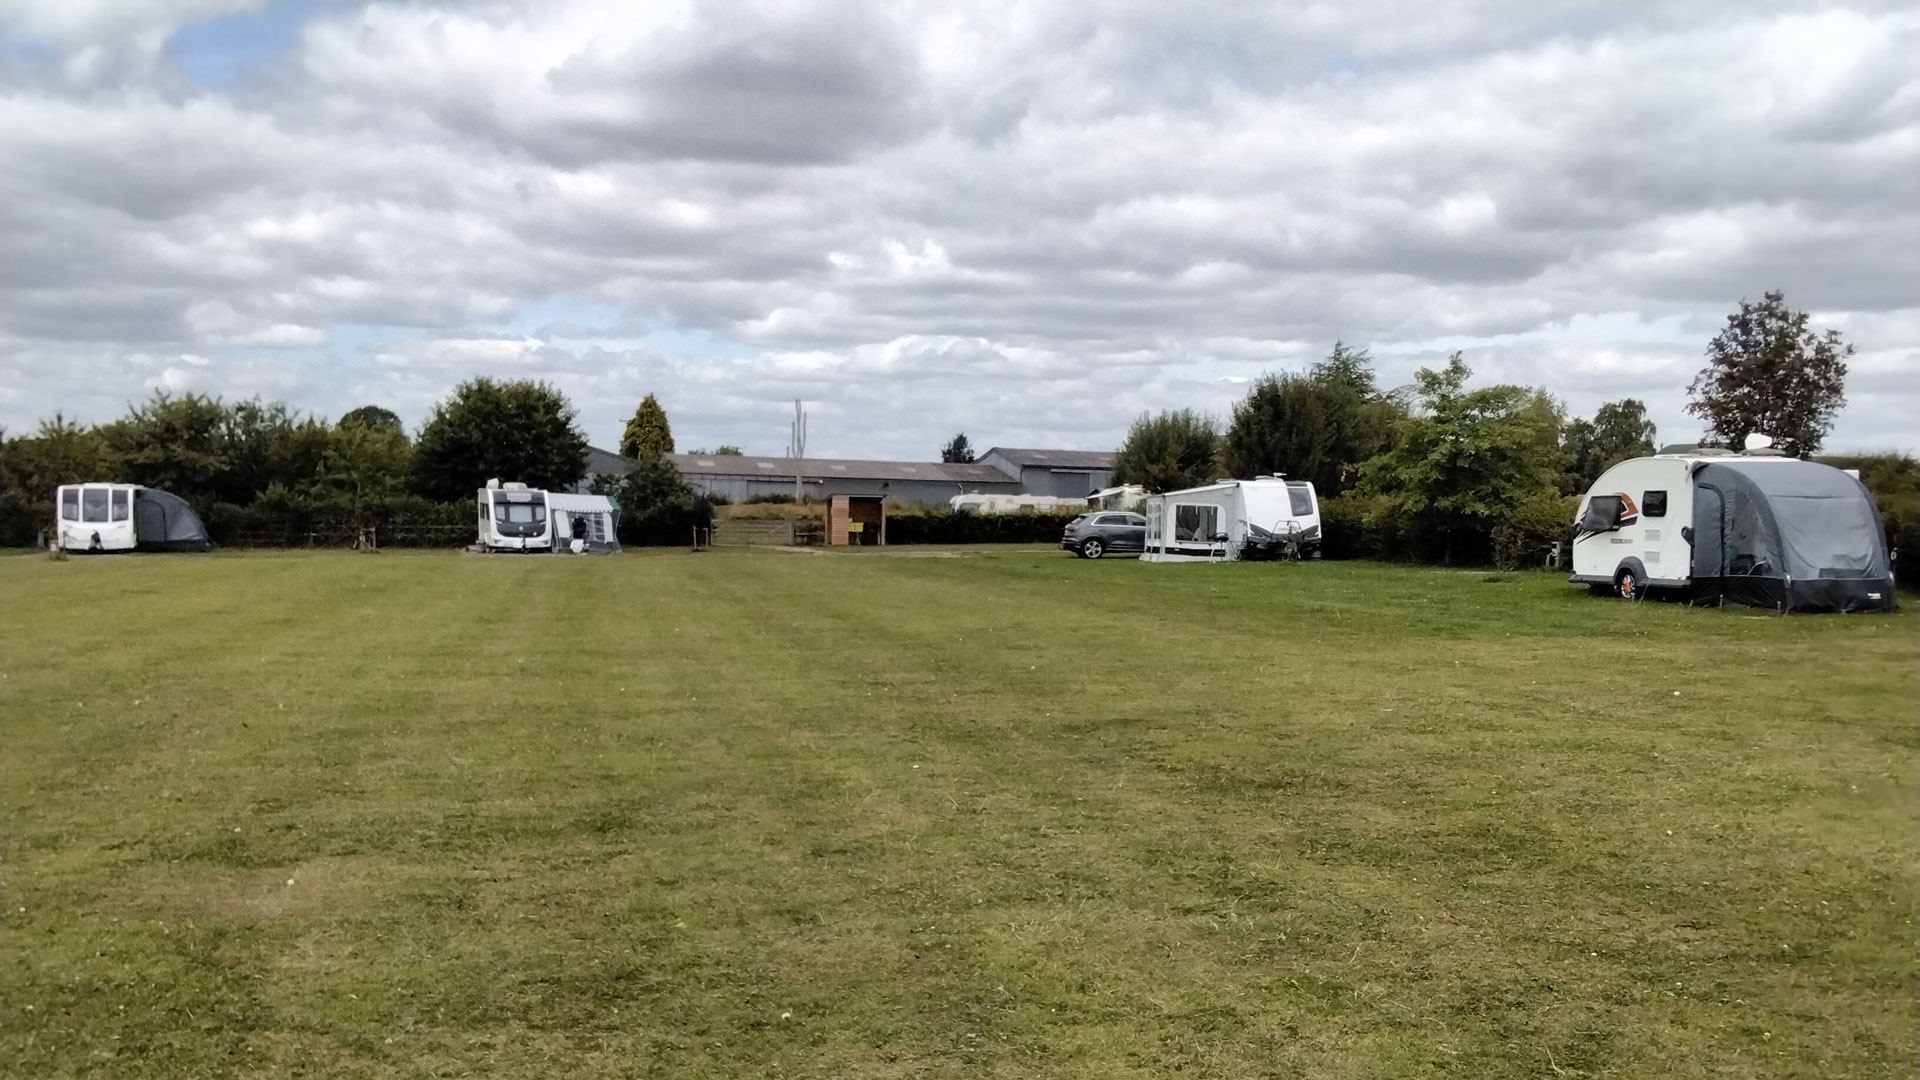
[948,493,1086,514]
[53,483,211,552]
[1087,485,1147,512]
[1571,437,1896,612]
[476,481,553,552]
[1141,477,1321,562]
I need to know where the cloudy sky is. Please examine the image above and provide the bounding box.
[3,1,1915,458]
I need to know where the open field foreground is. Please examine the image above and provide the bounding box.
[2,549,1915,1079]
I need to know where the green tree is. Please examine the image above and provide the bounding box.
[339,405,405,433]
[688,445,743,456]
[217,399,331,505]
[0,415,114,495]
[1560,398,1657,493]
[620,394,674,459]
[590,455,711,546]
[1687,290,1850,456]
[0,415,116,543]
[1223,342,1401,494]
[410,378,589,501]
[1224,373,1330,481]
[941,433,976,463]
[322,418,413,502]
[1358,354,1566,563]
[99,391,229,506]
[1111,409,1221,493]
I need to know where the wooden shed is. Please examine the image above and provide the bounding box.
[826,494,885,546]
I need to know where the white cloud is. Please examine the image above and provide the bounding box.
[0,0,1916,455]
[2,0,264,84]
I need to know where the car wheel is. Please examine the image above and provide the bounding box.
[1081,538,1105,559]
[1614,566,1643,600]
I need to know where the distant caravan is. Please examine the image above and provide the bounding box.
[53,483,210,553]
[1140,477,1321,562]
[1570,436,1896,613]
[476,481,553,552]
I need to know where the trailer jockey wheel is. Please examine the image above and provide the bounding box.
[1614,565,1643,600]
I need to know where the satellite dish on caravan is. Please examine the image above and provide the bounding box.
[1742,433,1775,452]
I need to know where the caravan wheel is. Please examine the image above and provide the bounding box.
[1614,566,1644,600]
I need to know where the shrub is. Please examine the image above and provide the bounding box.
[885,508,1080,545]
[207,492,472,547]
[1319,490,1573,569]
[1492,492,1578,571]
[590,458,714,547]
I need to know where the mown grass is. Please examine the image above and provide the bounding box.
[1,547,1913,1078]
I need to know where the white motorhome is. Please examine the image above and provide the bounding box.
[476,481,553,552]
[948,493,1086,514]
[1141,477,1321,562]
[1571,437,1896,612]
[53,483,210,552]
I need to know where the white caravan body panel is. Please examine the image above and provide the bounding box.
[54,483,139,552]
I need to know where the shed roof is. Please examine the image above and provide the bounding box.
[585,445,638,477]
[980,447,1114,469]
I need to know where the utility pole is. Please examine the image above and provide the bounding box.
[787,399,807,502]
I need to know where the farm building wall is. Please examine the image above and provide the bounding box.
[680,472,1020,505]
[584,446,1105,505]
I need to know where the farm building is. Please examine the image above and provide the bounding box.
[974,448,1114,498]
[580,444,1112,506]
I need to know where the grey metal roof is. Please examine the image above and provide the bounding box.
[980,446,1115,470]
[585,445,637,476]
[668,453,1019,485]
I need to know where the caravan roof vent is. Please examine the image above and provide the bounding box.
[502,481,529,490]
[486,478,501,489]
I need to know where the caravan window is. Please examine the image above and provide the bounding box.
[1578,495,1624,533]
[110,488,130,521]
[1173,504,1220,542]
[60,488,79,521]
[82,488,110,523]
[1642,490,1667,517]
[1286,483,1315,517]
[495,500,547,524]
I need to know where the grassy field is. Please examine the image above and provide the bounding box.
[2,547,1914,1078]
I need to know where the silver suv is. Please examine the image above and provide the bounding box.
[1060,512,1147,558]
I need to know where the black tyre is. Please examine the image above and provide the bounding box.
[1081,538,1105,559]
[1614,566,1643,600]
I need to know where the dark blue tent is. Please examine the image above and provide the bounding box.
[132,489,211,552]
[1690,459,1895,612]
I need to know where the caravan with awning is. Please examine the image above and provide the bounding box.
[53,483,211,553]
[1140,477,1321,562]
[1571,439,1896,612]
